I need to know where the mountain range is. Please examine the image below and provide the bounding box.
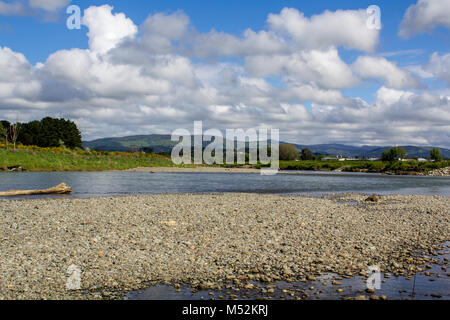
[83,135,450,159]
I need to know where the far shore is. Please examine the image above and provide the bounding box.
[2,145,449,175]
[123,166,450,176]
[126,166,279,174]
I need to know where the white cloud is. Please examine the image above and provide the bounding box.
[82,5,138,54]
[142,10,189,40]
[187,29,287,58]
[267,8,380,52]
[352,56,422,89]
[424,52,450,85]
[44,48,172,98]
[399,0,450,38]
[282,83,349,105]
[0,46,41,100]
[134,11,191,55]
[246,48,358,89]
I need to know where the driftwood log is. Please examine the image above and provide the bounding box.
[0,183,72,197]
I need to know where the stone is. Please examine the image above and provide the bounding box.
[365,194,379,203]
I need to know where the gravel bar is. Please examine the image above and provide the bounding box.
[0,193,449,300]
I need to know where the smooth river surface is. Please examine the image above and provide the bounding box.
[0,170,449,198]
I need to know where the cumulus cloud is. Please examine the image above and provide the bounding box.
[142,10,189,43]
[0,46,40,101]
[399,0,450,38]
[352,56,422,89]
[0,5,449,148]
[82,5,138,54]
[246,48,358,89]
[267,8,380,52]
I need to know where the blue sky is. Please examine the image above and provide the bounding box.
[0,0,449,147]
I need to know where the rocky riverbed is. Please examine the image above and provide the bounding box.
[0,193,449,300]
[423,167,450,177]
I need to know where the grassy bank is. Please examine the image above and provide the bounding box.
[1,144,449,173]
[0,144,181,171]
[278,160,450,174]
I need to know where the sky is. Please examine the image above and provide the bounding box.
[0,0,449,147]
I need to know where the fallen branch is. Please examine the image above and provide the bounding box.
[0,183,72,197]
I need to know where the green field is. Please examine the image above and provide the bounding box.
[0,145,183,171]
[1,144,449,173]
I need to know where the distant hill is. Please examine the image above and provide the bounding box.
[83,135,175,153]
[83,134,226,154]
[83,134,450,159]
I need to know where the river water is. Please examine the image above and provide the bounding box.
[1,171,450,198]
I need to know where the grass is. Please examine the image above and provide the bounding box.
[0,144,187,171]
[1,144,449,173]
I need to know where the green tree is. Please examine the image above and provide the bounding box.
[382,147,406,162]
[0,120,10,149]
[301,148,315,160]
[16,117,82,149]
[430,148,442,162]
[279,144,300,161]
[0,122,5,148]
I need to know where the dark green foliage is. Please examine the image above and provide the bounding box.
[381,147,406,162]
[301,148,315,160]
[0,122,5,138]
[279,144,300,161]
[430,147,442,162]
[11,117,82,149]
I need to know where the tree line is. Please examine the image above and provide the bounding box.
[0,117,82,150]
[381,146,443,162]
[279,144,444,162]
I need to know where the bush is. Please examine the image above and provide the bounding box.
[11,117,83,149]
[301,148,315,160]
[430,148,443,162]
[382,147,406,162]
[279,144,300,161]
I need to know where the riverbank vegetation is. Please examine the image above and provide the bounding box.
[1,117,82,150]
[0,144,179,171]
[1,143,449,174]
[276,159,450,174]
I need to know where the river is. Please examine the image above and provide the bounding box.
[0,171,450,198]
